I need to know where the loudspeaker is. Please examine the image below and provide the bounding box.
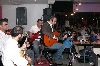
[43,8,52,22]
[43,8,52,16]
[16,7,27,25]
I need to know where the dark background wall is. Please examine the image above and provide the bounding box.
[52,1,73,13]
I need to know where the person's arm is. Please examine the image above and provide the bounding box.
[10,43,28,66]
[0,40,3,56]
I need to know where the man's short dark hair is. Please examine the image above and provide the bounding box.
[0,18,8,25]
[11,26,23,37]
[48,16,56,21]
[37,19,43,22]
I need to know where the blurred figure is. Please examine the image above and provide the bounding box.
[2,26,28,66]
[80,27,87,36]
[29,19,43,34]
[90,31,97,43]
[42,16,65,63]
[97,33,100,40]
[62,33,73,48]
[5,29,12,35]
[29,19,43,61]
[0,18,10,66]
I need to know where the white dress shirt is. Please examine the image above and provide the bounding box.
[29,25,40,33]
[81,29,87,36]
[2,37,28,66]
[0,30,11,56]
[47,21,53,32]
[47,21,57,39]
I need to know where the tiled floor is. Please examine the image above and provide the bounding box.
[0,54,99,66]
[56,53,91,66]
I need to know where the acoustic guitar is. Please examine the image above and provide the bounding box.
[44,31,60,47]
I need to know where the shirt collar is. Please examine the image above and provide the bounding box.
[47,21,52,27]
[36,25,41,30]
[0,30,5,35]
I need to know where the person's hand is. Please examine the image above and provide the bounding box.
[53,35,58,40]
[63,34,68,39]
[25,55,32,64]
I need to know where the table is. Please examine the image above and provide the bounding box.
[75,43,100,66]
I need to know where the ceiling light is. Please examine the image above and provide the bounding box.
[74,12,76,13]
[71,13,74,16]
[65,15,67,17]
[34,0,37,2]
[79,3,82,5]
[82,18,84,19]
[76,8,79,11]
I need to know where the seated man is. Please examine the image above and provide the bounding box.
[63,33,73,49]
[0,18,11,66]
[42,16,65,63]
[90,31,97,42]
[62,32,77,55]
[2,26,28,66]
[29,19,43,61]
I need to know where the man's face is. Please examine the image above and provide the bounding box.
[37,21,43,28]
[39,21,43,26]
[19,34,24,40]
[18,34,24,42]
[0,22,8,31]
[52,18,57,25]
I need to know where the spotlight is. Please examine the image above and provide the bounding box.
[79,3,82,5]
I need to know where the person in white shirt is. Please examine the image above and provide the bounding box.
[0,18,11,66]
[29,19,43,34]
[2,26,28,66]
[80,27,87,36]
[29,19,43,60]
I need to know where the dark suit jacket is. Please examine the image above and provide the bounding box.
[42,22,54,38]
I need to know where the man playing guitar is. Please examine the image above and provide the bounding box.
[42,16,65,63]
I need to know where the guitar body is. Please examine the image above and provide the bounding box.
[44,31,60,47]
